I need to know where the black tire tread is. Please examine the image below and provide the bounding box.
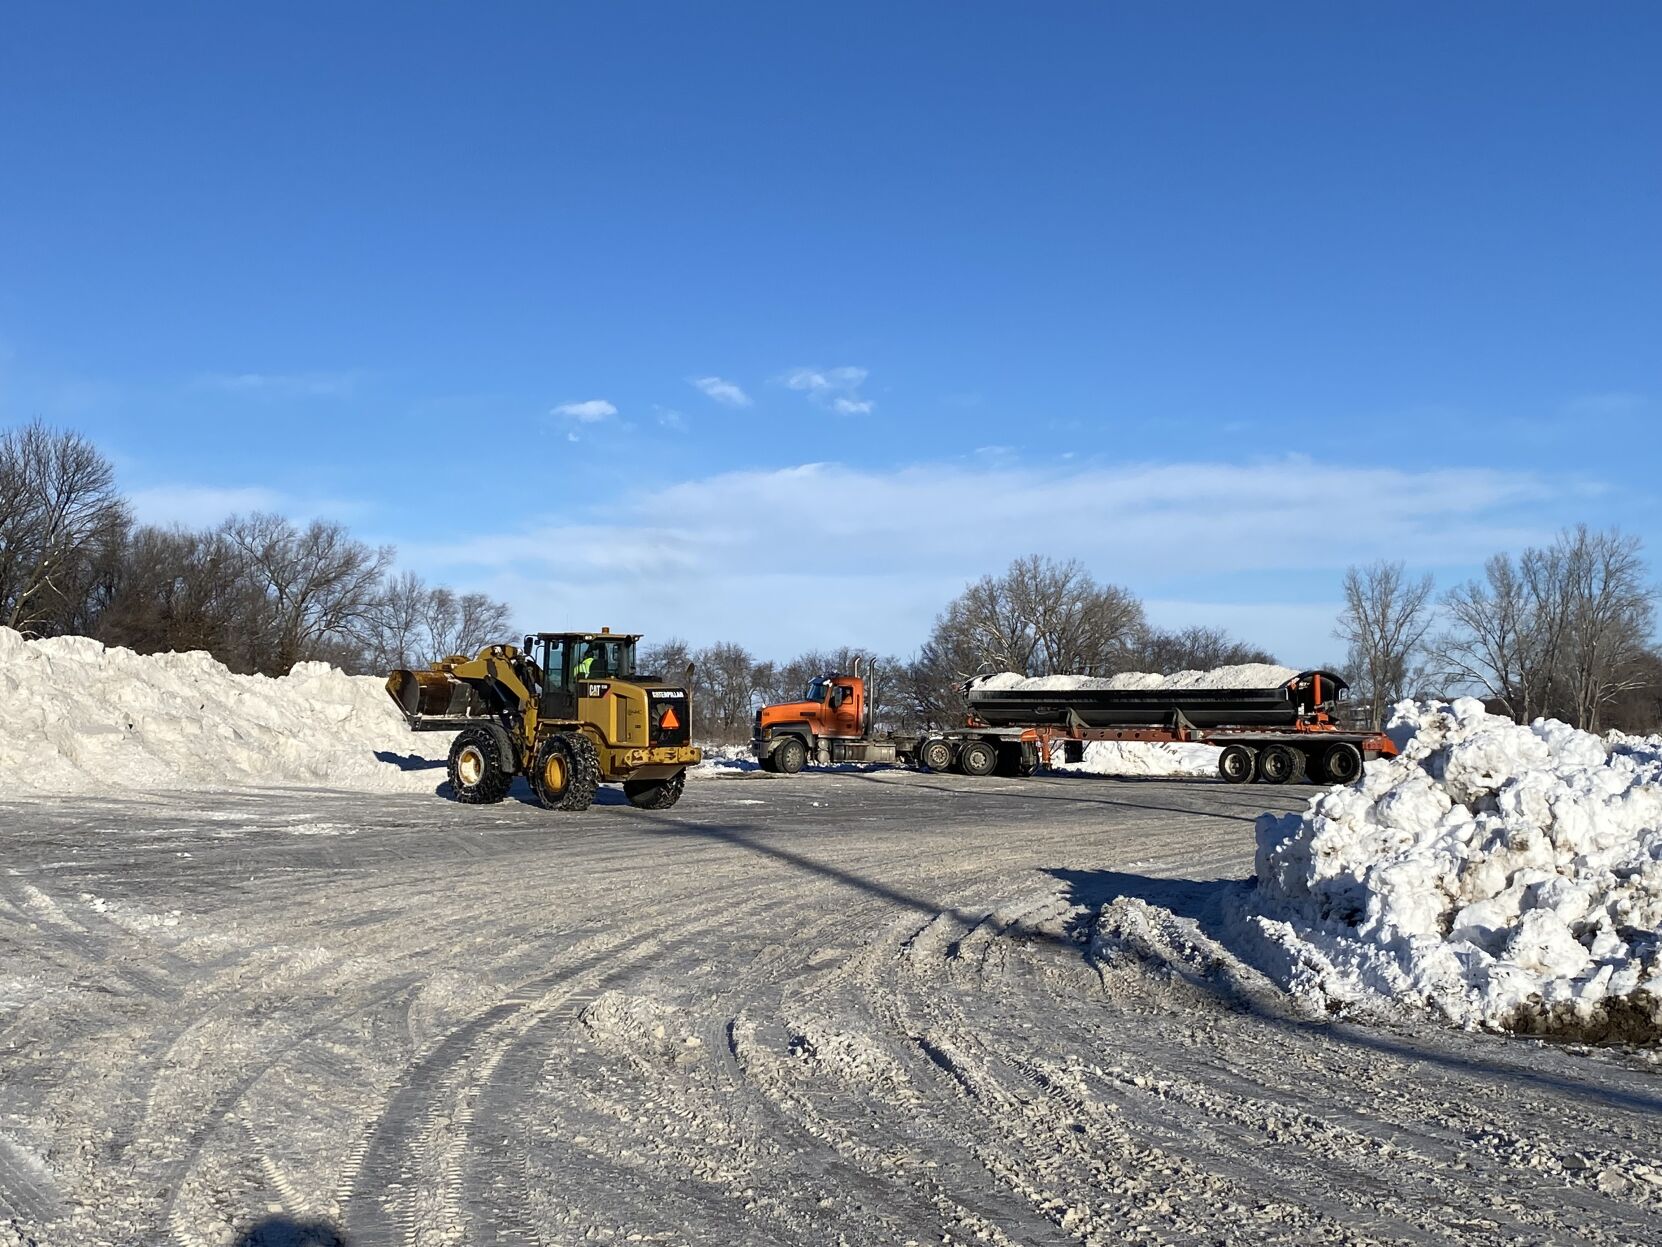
[624,771,686,810]
[448,727,514,805]
[532,731,601,811]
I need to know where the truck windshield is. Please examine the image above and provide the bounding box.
[803,677,830,702]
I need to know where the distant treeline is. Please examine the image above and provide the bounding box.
[5,420,1658,737]
[0,421,510,675]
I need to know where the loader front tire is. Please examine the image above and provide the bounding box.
[624,770,686,810]
[532,731,600,811]
[448,727,513,804]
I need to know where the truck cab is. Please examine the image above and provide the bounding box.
[752,660,897,772]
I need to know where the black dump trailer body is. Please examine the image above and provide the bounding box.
[965,670,1346,730]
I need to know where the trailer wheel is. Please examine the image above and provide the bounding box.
[1217,744,1256,785]
[1256,743,1298,785]
[918,737,955,772]
[448,727,513,804]
[1320,741,1364,785]
[775,736,808,774]
[957,740,998,777]
[994,742,1036,778]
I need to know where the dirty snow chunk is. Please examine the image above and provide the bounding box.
[971,663,1300,693]
[0,626,448,796]
[1240,697,1662,1040]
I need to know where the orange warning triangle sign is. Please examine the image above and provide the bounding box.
[660,707,681,731]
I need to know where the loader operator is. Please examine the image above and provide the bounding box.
[575,642,604,679]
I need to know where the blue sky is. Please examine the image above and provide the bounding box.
[2,3,1658,663]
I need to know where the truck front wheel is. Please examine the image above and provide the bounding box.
[775,737,809,774]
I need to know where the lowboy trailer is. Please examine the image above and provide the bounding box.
[752,666,1396,785]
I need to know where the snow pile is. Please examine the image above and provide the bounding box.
[1243,697,1662,1041]
[973,663,1299,693]
[1047,740,1220,779]
[0,628,448,795]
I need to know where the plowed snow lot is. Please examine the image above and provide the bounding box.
[3,770,1660,1247]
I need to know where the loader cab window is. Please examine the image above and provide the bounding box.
[570,637,637,683]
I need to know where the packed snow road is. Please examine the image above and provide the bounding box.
[2,770,1661,1247]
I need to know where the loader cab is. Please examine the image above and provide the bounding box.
[525,631,640,722]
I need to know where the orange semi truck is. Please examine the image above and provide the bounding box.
[751,662,1397,785]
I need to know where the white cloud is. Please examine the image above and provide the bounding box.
[127,485,369,528]
[397,455,1568,660]
[689,376,751,408]
[552,399,618,422]
[781,366,874,414]
[1563,392,1647,419]
[193,371,360,398]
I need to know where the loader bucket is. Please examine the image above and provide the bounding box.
[386,668,486,720]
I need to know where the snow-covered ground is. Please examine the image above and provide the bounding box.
[4,772,1660,1247]
[1240,699,1662,1042]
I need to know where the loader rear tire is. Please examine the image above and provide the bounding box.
[531,731,600,811]
[625,770,686,810]
[448,727,513,804]
[957,739,998,777]
[775,737,808,775]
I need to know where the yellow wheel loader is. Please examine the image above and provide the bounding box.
[386,630,700,811]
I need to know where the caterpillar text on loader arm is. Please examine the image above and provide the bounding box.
[386,629,700,811]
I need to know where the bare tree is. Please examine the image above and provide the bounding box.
[1553,525,1656,731]
[1432,527,1657,729]
[0,421,130,635]
[1334,560,1435,730]
[1131,625,1278,674]
[222,513,393,672]
[925,555,1145,682]
[694,641,768,739]
[1433,555,1542,722]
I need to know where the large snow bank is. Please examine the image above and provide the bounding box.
[1243,697,1662,1041]
[0,628,447,795]
[974,663,1299,693]
[1047,740,1220,779]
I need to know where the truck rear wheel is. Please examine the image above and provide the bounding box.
[448,727,513,804]
[994,743,1034,777]
[531,732,600,811]
[1320,741,1364,785]
[918,737,954,772]
[625,771,686,810]
[1217,744,1256,785]
[957,740,998,777]
[1256,743,1299,785]
[775,737,808,774]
